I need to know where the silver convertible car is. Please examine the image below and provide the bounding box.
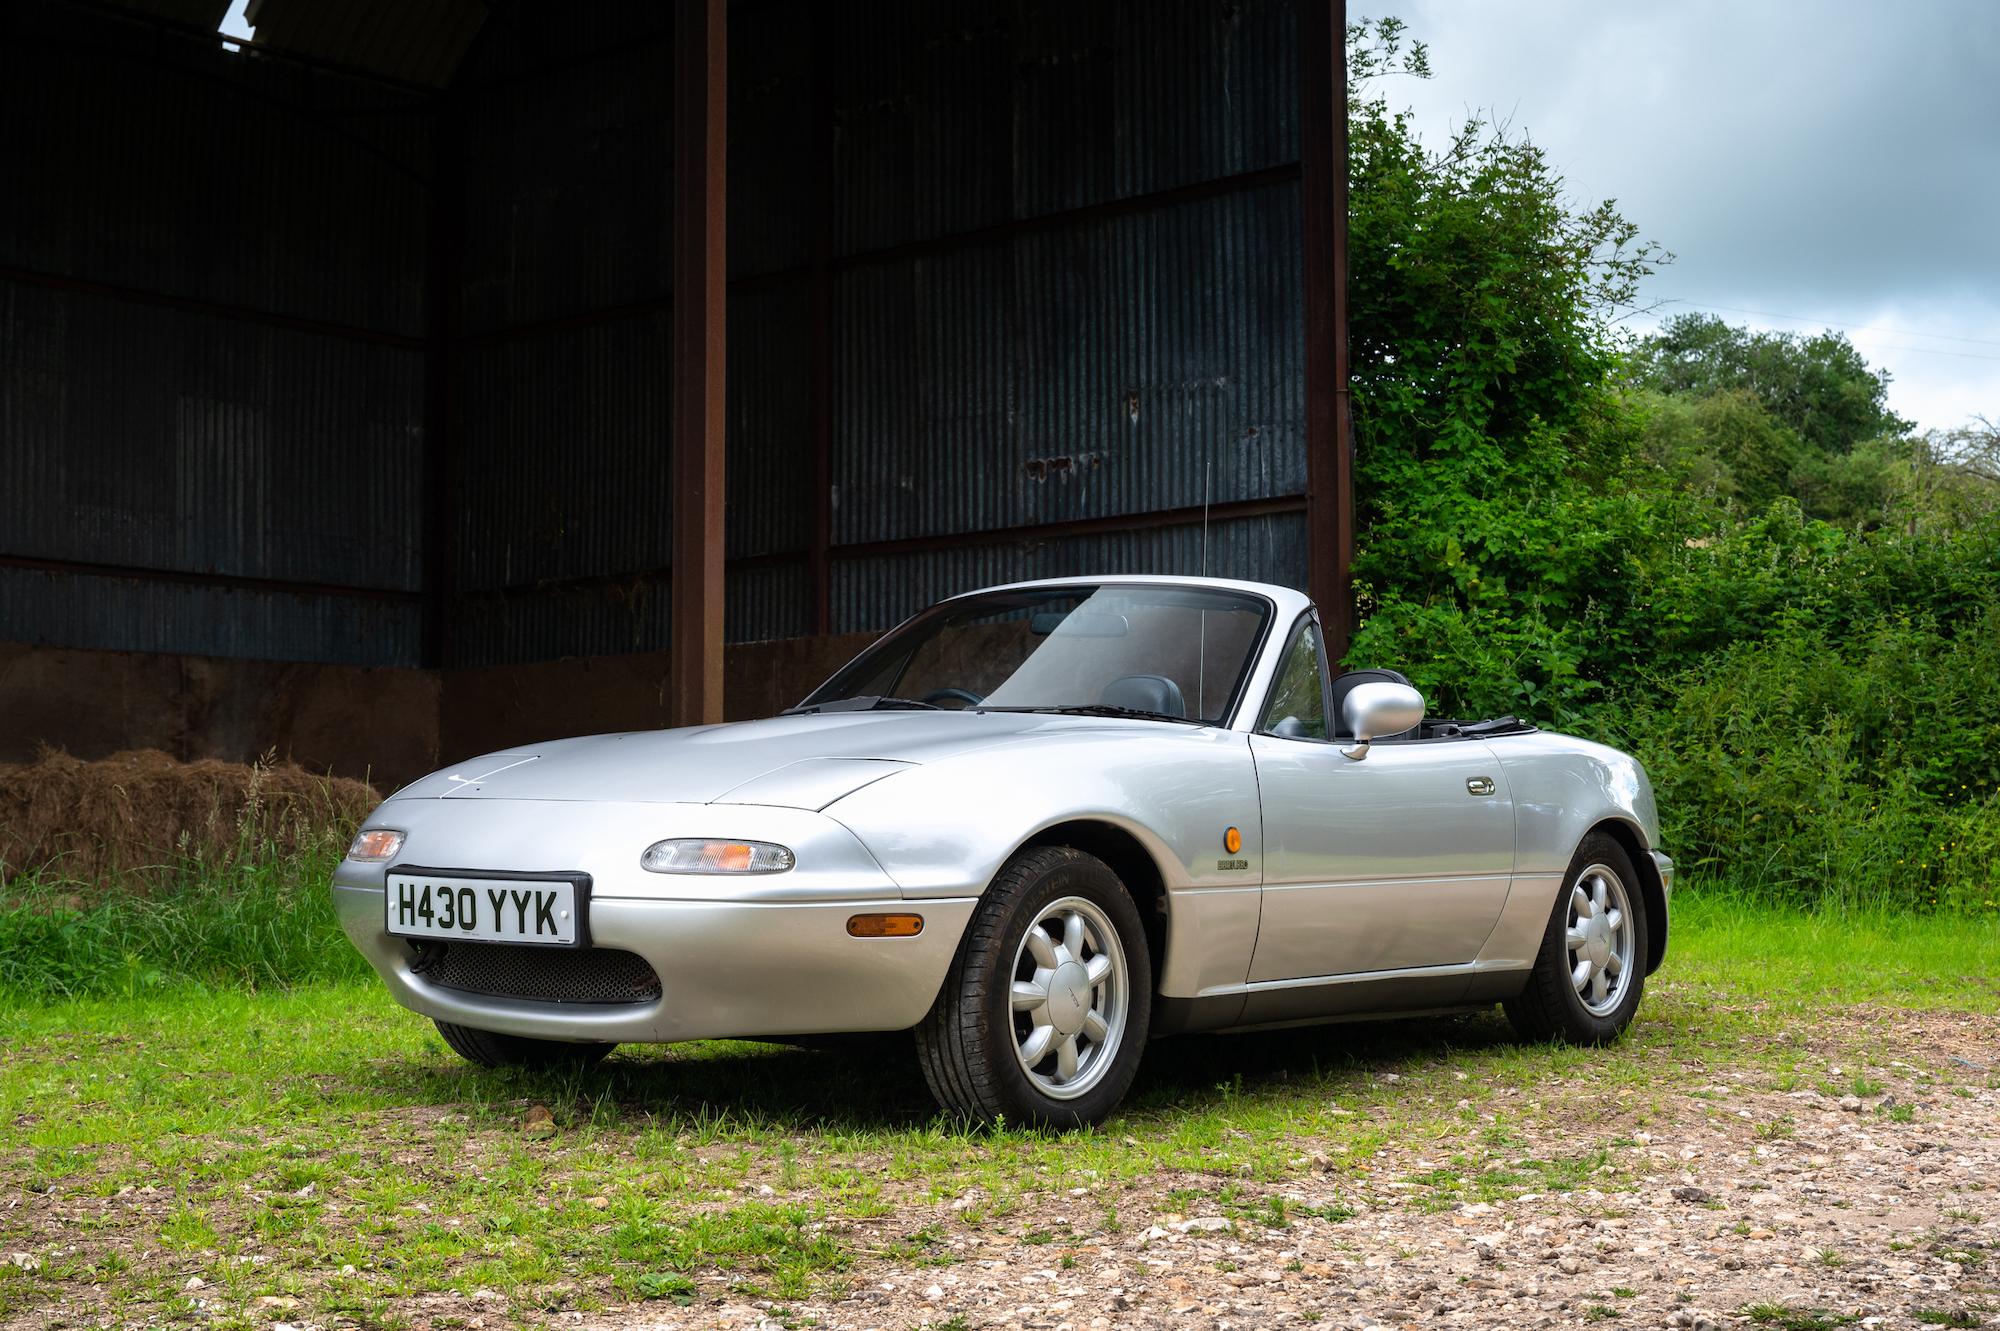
[335,575,1672,1127]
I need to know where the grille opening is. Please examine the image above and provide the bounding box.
[409,940,661,1005]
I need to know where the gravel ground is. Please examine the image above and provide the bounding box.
[597,1073,1999,1331]
[6,1009,1996,1331]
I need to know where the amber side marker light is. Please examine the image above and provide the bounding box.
[1224,826,1242,854]
[847,914,924,938]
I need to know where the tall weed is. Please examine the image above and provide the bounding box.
[1941,795,2000,915]
[0,844,364,1000]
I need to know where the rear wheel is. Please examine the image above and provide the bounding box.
[1503,833,1648,1045]
[916,846,1151,1128]
[433,1020,617,1070]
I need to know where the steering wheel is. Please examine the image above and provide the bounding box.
[922,687,985,706]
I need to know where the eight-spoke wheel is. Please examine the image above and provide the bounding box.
[916,846,1150,1127]
[1007,896,1130,1100]
[1564,862,1636,1016]
[1503,833,1648,1044]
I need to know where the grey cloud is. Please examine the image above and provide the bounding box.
[1379,0,2000,426]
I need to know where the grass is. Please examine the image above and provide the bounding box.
[1664,891,2000,1007]
[0,845,363,999]
[0,885,1995,1328]
[1741,1302,1856,1331]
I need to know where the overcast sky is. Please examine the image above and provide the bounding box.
[1381,0,2000,432]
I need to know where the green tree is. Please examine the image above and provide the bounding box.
[1634,313,1913,457]
[1632,314,1916,523]
[1342,19,1667,718]
[1636,388,1799,512]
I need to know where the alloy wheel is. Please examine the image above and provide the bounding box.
[1565,863,1635,1017]
[1007,896,1130,1100]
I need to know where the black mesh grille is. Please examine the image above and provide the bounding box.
[410,942,662,1005]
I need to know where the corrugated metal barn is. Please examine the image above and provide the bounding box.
[0,0,1352,789]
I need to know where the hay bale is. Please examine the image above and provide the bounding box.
[0,748,380,888]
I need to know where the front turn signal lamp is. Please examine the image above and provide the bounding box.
[346,828,405,862]
[847,914,923,938]
[641,838,795,874]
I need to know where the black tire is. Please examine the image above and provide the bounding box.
[433,1020,617,1070]
[1503,833,1649,1045]
[915,846,1152,1129]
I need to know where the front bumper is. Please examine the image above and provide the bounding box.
[336,885,975,1044]
[1648,849,1675,899]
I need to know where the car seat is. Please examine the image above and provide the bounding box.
[1100,674,1186,717]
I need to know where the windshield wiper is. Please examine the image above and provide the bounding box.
[780,695,939,716]
[978,704,1209,726]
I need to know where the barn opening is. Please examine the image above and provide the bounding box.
[0,0,1351,792]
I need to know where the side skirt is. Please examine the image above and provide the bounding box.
[1151,965,1531,1037]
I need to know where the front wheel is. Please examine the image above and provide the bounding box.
[915,846,1151,1128]
[1503,833,1649,1045]
[434,1020,617,1070]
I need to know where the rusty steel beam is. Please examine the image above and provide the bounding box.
[0,264,425,350]
[420,107,466,670]
[456,496,1309,601]
[457,162,1305,351]
[458,296,676,351]
[806,0,836,636]
[830,494,1309,563]
[1299,0,1354,663]
[453,31,672,100]
[0,553,422,603]
[669,0,729,728]
[847,161,1304,272]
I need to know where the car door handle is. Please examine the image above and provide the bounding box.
[1466,776,1496,796]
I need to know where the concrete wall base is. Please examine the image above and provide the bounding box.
[0,633,881,794]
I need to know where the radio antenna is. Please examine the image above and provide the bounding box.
[1197,458,1212,714]
[1200,460,1212,577]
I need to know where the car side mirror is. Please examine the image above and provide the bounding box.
[1340,682,1424,760]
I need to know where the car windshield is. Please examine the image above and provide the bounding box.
[800,584,1273,724]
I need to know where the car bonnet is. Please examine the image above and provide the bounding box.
[385,709,1058,806]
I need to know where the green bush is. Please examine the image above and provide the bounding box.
[1602,603,2000,909]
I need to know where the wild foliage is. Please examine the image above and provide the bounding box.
[1339,22,2000,912]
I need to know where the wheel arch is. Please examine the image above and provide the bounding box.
[1591,817,1669,976]
[1020,819,1170,988]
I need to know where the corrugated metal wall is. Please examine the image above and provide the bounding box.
[3,0,1309,671]
[448,0,1307,665]
[450,0,820,664]
[0,0,429,665]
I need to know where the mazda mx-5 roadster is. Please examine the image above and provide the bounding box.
[335,575,1672,1127]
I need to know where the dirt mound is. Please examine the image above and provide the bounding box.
[0,748,380,887]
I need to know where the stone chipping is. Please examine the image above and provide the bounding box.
[597,1081,1998,1331]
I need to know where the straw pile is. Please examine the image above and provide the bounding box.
[0,748,380,888]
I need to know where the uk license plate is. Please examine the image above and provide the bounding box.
[385,871,584,946]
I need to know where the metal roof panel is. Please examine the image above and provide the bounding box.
[246,0,489,88]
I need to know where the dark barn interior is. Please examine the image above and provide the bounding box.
[0,0,1350,791]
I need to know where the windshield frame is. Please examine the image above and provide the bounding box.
[799,580,1282,728]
